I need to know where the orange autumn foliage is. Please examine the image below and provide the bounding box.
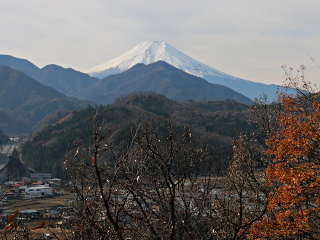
[6,210,19,224]
[249,89,320,239]
[30,221,46,231]
[3,210,19,238]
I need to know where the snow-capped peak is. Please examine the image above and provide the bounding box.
[85,41,293,101]
[86,41,231,79]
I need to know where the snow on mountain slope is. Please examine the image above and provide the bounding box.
[86,41,293,101]
[86,41,232,79]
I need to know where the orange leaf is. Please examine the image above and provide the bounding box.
[31,221,46,231]
[6,210,19,224]
[3,222,17,237]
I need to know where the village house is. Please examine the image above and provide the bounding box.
[25,184,52,198]
[30,173,52,179]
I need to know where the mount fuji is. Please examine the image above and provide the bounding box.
[86,41,291,101]
[86,41,227,79]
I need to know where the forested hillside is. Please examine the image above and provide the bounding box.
[0,66,92,134]
[0,112,29,134]
[21,92,254,178]
[0,128,9,145]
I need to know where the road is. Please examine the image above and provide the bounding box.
[0,140,17,170]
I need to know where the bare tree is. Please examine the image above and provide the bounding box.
[210,135,269,240]
[65,122,219,240]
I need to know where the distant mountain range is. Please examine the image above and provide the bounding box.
[0,54,39,76]
[0,66,91,134]
[32,64,98,96]
[0,55,99,97]
[0,41,295,104]
[0,52,254,106]
[86,41,294,101]
[0,41,297,133]
[75,61,253,105]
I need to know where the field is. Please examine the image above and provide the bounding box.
[0,194,74,239]
[1,194,74,213]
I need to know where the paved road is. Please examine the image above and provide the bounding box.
[0,140,17,170]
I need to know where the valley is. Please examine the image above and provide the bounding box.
[0,41,312,240]
[0,140,17,171]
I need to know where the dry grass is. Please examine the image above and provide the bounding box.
[1,194,74,213]
[4,225,72,240]
[0,194,75,239]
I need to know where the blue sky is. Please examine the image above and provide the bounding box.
[1,0,319,85]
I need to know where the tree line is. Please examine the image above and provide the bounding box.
[20,94,253,178]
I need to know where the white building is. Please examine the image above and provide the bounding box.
[25,184,52,198]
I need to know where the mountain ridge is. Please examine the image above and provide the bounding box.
[32,64,99,96]
[0,66,92,134]
[86,41,230,79]
[0,54,40,76]
[75,61,253,105]
[0,42,296,102]
[86,41,294,100]
[21,92,254,177]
